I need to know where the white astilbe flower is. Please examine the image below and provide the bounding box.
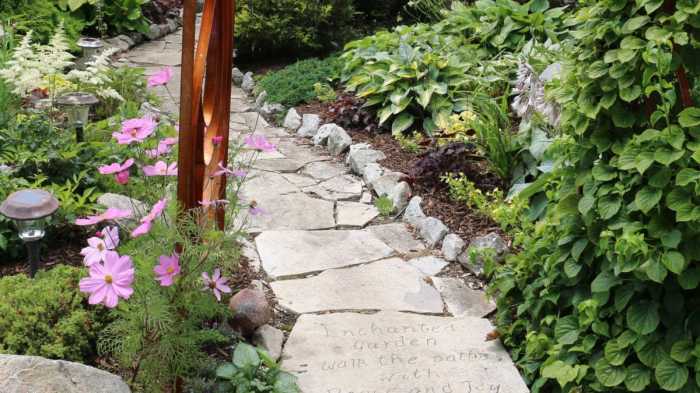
[67,47,124,101]
[40,22,74,74]
[0,32,41,95]
[511,61,561,127]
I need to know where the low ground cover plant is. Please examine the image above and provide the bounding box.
[256,56,341,107]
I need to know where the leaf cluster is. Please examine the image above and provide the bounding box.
[490,1,700,392]
[215,343,300,393]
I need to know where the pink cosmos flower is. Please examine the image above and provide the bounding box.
[79,251,135,308]
[99,159,135,175]
[145,137,178,158]
[147,67,174,87]
[115,171,130,185]
[81,237,113,266]
[249,206,266,216]
[102,226,119,249]
[199,199,229,208]
[211,161,247,178]
[143,161,178,176]
[131,199,167,238]
[201,268,231,301]
[212,136,224,146]
[76,208,131,226]
[161,137,178,146]
[112,118,157,144]
[153,253,180,287]
[244,134,276,153]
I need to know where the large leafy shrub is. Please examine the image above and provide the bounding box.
[490,1,700,392]
[256,56,342,107]
[234,0,355,57]
[0,265,110,362]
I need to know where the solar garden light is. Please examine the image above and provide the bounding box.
[56,92,99,142]
[0,189,59,277]
[77,37,103,65]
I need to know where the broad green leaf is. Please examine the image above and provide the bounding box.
[541,360,578,387]
[679,267,700,289]
[679,107,700,128]
[391,113,414,135]
[656,359,689,391]
[377,106,393,125]
[592,270,621,292]
[662,251,686,274]
[595,358,626,387]
[598,195,622,219]
[677,169,700,186]
[620,85,642,102]
[555,315,579,345]
[571,239,588,261]
[620,36,647,50]
[233,343,261,369]
[625,363,651,392]
[215,363,236,379]
[646,26,673,42]
[627,301,660,335]
[578,195,595,215]
[622,16,651,34]
[605,340,629,366]
[635,187,662,213]
[671,340,694,363]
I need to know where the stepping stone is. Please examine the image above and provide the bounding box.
[276,140,331,163]
[431,277,496,318]
[253,158,305,173]
[237,148,286,162]
[408,256,449,276]
[270,258,443,313]
[242,193,335,234]
[282,312,529,393]
[301,161,348,181]
[367,223,426,255]
[303,174,363,201]
[336,202,379,227]
[256,230,394,279]
[241,171,300,200]
[281,173,317,188]
[126,47,181,66]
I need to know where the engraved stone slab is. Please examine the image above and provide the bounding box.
[270,258,444,314]
[257,229,394,279]
[282,312,529,393]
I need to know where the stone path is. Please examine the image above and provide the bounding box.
[123,21,529,393]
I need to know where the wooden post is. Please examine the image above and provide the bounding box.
[177,0,236,229]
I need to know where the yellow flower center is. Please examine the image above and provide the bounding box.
[97,243,104,251]
[104,275,113,284]
[166,266,175,274]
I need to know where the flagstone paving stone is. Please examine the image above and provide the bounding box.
[366,223,426,255]
[300,161,348,181]
[241,193,336,234]
[282,312,529,393]
[431,277,497,318]
[270,258,444,313]
[256,230,394,279]
[336,201,379,228]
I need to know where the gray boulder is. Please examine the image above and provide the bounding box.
[441,233,465,262]
[145,24,161,40]
[260,102,285,117]
[370,172,404,197]
[313,123,340,146]
[417,217,449,248]
[388,181,411,212]
[346,146,386,176]
[327,127,352,156]
[297,114,321,138]
[0,355,130,393]
[229,288,273,336]
[403,196,426,226]
[255,91,268,108]
[362,163,384,185]
[458,232,509,276]
[232,67,244,86]
[242,72,255,93]
[283,108,302,131]
[252,325,285,361]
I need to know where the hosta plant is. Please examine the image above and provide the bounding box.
[490,1,700,392]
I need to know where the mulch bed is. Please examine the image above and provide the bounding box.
[295,99,503,245]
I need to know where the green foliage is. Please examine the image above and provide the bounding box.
[0,265,110,362]
[235,0,355,57]
[489,1,700,392]
[215,343,300,393]
[313,82,337,103]
[0,0,85,45]
[374,196,395,217]
[405,0,451,22]
[257,56,342,107]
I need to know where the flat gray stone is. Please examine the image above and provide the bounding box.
[408,256,449,276]
[283,108,302,130]
[418,217,449,248]
[275,140,331,163]
[281,173,317,188]
[297,113,321,138]
[253,158,305,173]
[362,163,384,185]
[270,258,444,314]
[360,191,373,204]
[242,193,335,234]
[458,232,509,276]
[241,171,300,200]
[0,355,130,393]
[367,223,425,255]
[282,312,529,393]
[255,90,268,108]
[256,229,394,279]
[347,146,386,175]
[432,277,496,318]
[301,161,348,181]
[253,325,285,361]
[370,172,404,197]
[303,174,363,201]
[336,201,379,227]
[97,193,147,217]
[242,72,255,93]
